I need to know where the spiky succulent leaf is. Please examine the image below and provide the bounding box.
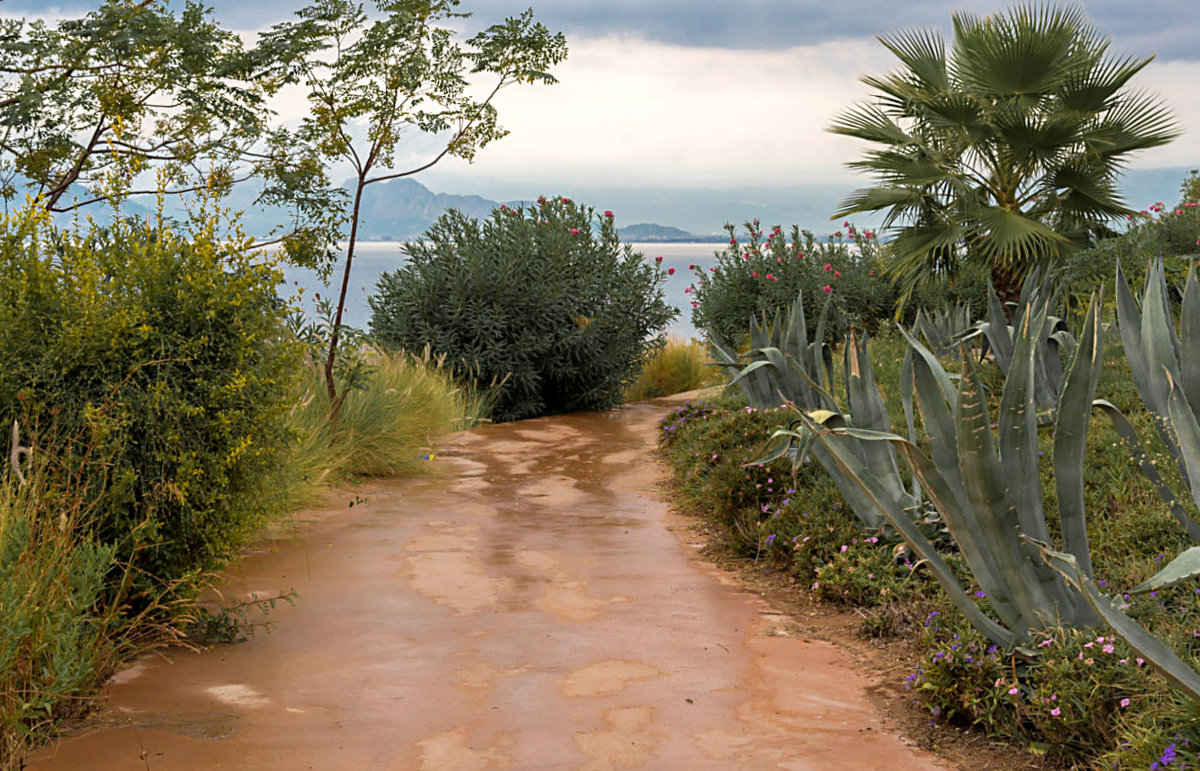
[1037,542,1200,702]
[1130,547,1200,595]
[1053,293,1104,576]
[799,416,1016,646]
[1091,400,1200,542]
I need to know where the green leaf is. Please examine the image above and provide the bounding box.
[1053,293,1103,577]
[1130,547,1200,595]
[1036,542,1200,702]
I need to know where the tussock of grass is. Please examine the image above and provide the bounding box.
[0,460,180,771]
[625,336,722,402]
[285,346,493,490]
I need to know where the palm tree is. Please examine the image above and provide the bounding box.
[830,3,1180,305]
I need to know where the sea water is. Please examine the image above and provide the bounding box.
[278,241,725,341]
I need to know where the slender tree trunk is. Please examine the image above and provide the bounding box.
[324,177,366,413]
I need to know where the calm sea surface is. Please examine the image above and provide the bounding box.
[278,241,725,341]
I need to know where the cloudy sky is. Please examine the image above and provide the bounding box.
[5,0,1199,233]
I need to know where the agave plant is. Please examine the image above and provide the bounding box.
[753,329,929,535]
[708,291,834,411]
[912,301,974,357]
[800,292,1200,700]
[1111,259,1200,541]
[963,272,1076,413]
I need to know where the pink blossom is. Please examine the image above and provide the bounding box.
[667,267,675,275]
[1008,687,1019,696]
[655,255,663,263]
[499,204,507,210]
[823,263,833,272]
[570,228,580,235]
[834,271,842,278]
[869,269,875,276]
[1120,698,1131,707]
[752,271,759,278]
[823,285,832,293]
[684,287,692,294]
[604,210,613,217]
[560,196,570,204]
[729,238,737,245]
[1050,707,1061,717]
[688,264,695,270]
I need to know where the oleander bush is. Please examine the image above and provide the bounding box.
[370,197,677,422]
[689,219,958,346]
[0,206,303,591]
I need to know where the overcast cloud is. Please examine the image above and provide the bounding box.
[4,0,1197,229]
[8,1,1198,62]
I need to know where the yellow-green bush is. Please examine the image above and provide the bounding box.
[0,206,303,590]
[624,336,720,401]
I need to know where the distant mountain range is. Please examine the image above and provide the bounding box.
[183,177,716,243]
[35,165,1195,245]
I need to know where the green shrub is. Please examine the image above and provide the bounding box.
[370,197,677,422]
[688,220,901,345]
[0,206,303,590]
[1061,176,1200,308]
[624,336,720,401]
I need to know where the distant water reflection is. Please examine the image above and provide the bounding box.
[277,241,724,341]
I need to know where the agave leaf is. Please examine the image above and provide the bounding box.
[956,350,1061,627]
[1091,400,1200,542]
[905,334,965,494]
[899,346,921,501]
[985,281,1014,371]
[1036,542,1200,702]
[998,300,1051,546]
[1181,267,1200,416]
[1140,260,1182,420]
[1053,293,1103,578]
[1165,369,1200,512]
[1130,547,1200,595]
[844,330,908,506]
[898,325,958,405]
[1116,260,1153,411]
[746,426,804,468]
[800,416,1016,647]
[727,358,776,386]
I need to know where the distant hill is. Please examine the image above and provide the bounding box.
[350,178,503,240]
[127,176,722,242]
[618,222,723,243]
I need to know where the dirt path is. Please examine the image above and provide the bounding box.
[29,398,947,770]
